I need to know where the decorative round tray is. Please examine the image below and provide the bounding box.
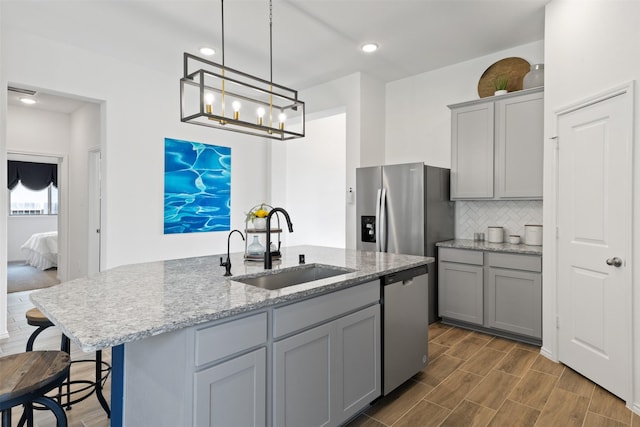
[477,57,531,98]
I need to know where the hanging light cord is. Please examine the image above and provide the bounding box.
[269,0,273,84]
[221,0,225,68]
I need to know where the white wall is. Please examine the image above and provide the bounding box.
[68,102,100,279]
[0,1,8,338]
[544,0,640,412]
[272,112,347,249]
[7,216,58,262]
[298,72,383,250]
[385,41,544,168]
[2,29,269,270]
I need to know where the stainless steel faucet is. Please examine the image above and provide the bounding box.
[220,229,245,276]
[265,208,294,269]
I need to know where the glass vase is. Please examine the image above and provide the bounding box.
[247,236,265,256]
[523,64,544,89]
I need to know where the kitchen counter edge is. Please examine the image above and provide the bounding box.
[436,239,543,256]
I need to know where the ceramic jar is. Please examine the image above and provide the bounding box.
[487,226,504,243]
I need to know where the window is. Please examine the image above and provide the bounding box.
[9,181,58,215]
[7,160,59,216]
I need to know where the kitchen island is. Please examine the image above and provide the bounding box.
[30,245,433,427]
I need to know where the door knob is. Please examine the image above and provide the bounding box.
[606,257,623,267]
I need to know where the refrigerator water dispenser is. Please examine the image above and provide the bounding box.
[361,216,376,243]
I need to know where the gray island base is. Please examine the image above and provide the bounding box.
[30,245,433,427]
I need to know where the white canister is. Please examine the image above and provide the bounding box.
[524,225,543,246]
[487,226,504,243]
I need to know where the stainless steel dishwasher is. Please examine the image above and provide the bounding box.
[382,264,429,395]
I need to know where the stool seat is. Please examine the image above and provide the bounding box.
[26,308,53,328]
[0,351,70,426]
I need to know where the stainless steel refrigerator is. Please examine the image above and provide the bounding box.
[356,163,454,323]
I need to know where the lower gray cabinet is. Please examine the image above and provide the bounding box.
[438,247,542,344]
[438,248,484,325]
[273,322,333,427]
[486,253,542,339]
[336,305,381,421]
[194,348,266,427]
[273,298,381,427]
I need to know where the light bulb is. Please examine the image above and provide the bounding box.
[278,113,286,130]
[232,101,241,120]
[204,93,214,114]
[256,107,265,126]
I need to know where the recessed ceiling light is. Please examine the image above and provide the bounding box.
[199,47,215,56]
[19,97,37,105]
[361,43,379,53]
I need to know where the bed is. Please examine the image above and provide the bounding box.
[21,231,58,270]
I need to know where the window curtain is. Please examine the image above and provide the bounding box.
[7,160,58,191]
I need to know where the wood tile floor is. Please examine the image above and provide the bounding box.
[349,323,640,427]
[3,291,639,427]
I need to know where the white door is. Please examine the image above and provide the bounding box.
[557,85,633,400]
[88,149,101,276]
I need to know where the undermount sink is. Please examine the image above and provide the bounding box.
[234,264,355,291]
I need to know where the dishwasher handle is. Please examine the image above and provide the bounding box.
[383,265,428,285]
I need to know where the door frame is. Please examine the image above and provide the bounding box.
[6,150,69,282]
[551,81,634,403]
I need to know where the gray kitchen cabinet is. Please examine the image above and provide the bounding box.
[485,252,542,339]
[450,101,495,199]
[438,247,542,344]
[438,248,484,325]
[273,281,381,427]
[273,322,333,427]
[194,348,266,427]
[449,87,544,200]
[495,90,544,199]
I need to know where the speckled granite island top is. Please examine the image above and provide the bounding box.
[436,239,543,256]
[30,245,432,353]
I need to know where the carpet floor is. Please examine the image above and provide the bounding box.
[7,261,60,293]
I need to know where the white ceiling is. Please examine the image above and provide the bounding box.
[3,0,548,110]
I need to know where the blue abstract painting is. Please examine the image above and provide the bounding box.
[164,138,231,234]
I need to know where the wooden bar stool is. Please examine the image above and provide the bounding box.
[0,351,70,427]
[25,308,111,418]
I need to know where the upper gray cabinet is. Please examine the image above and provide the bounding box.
[449,88,544,200]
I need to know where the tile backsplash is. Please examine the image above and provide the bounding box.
[455,200,543,240]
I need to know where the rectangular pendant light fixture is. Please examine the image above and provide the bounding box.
[179,0,305,141]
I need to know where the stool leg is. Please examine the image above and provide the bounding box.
[1,409,10,427]
[16,403,33,427]
[26,325,50,351]
[95,350,111,418]
[60,335,72,410]
[33,396,67,427]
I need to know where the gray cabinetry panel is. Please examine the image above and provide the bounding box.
[194,347,266,427]
[273,280,379,338]
[194,312,267,367]
[438,247,542,344]
[449,88,544,200]
[438,260,484,325]
[273,322,333,427]
[336,305,381,422]
[495,91,544,199]
[486,267,542,339]
[450,102,495,199]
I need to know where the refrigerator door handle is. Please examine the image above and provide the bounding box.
[380,188,387,252]
[375,188,382,251]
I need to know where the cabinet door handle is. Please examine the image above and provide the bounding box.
[606,257,623,267]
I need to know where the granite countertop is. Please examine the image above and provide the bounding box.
[436,239,543,256]
[30,245,432,352]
